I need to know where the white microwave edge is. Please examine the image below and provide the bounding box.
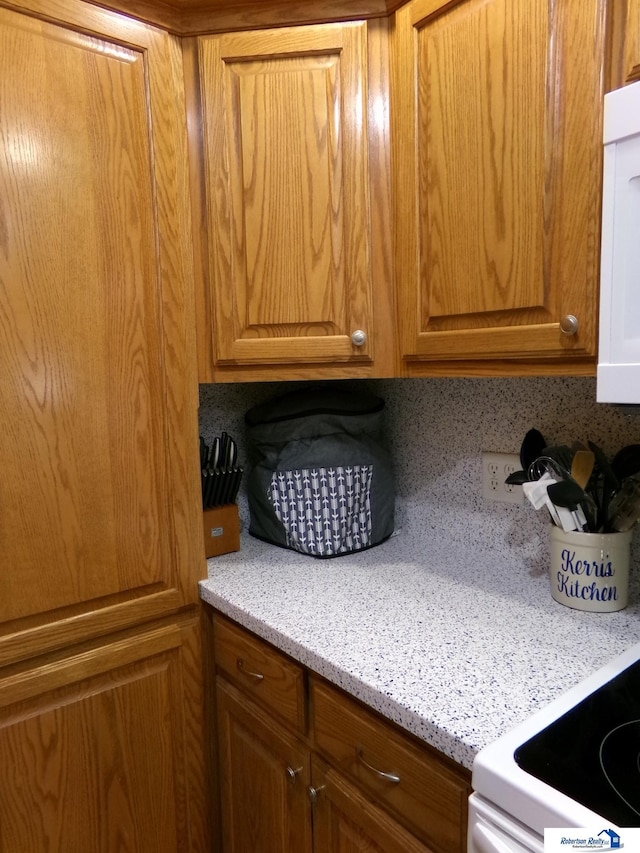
[597,79,640,404]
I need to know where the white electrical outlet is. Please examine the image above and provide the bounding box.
[482,452,524,504]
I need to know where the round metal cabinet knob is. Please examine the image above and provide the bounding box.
[286,765,303,785]
[307,785,326,804]
[351,329,367,346]
[560,315,579,336]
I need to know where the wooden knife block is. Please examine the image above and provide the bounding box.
[203,505,240,558]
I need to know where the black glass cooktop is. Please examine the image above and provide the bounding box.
[514,658,640,827]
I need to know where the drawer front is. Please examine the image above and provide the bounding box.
[312,678,470,853]
[214,616,306,732]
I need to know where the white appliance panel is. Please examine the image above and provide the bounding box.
[597,80,640,403]
[469,641,640,852]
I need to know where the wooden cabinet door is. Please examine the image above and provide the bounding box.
[614,0,640,86]
[393,0,608,367]
[310,756,434,853]
[216,676,313,853]
[0,0,201,662]
[195,22,375,372]
[312,678,470,852]
[0,618,209,853]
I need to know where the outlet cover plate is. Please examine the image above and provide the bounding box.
[482,452,524,504]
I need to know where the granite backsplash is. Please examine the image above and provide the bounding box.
[199,376,640,586]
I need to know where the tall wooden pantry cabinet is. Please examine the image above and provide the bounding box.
[0,0,209,849]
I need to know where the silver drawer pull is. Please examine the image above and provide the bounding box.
[236,658,264,681]
[357,747,400,784]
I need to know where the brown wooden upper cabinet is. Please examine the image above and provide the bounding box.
[615,0,640,85]
[392,0,609,373]
[188,20,396,382]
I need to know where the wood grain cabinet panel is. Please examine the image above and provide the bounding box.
[216,676,313,853]
[209,611,470,853]
[190,20,396,380]
[310,755,435,853]
[214,614,307,732]
[312,678,470,852]
[614,0,640,85]
[393,0,609,368]
[0,619,208,853]
[0,1,209,849]
[0,0,202,661]
[198,22,371,367]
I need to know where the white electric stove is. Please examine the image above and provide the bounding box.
[468,640,640,852]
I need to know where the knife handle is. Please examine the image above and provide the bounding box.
[209,469,221,507]
[230,466,243,504]
[219,467,234,506]
[201,468,209,509]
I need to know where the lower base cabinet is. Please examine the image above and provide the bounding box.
[0,616,209,853]
[216,678,432,853]
[217,677,313,853]
[311,755,434,853]
[209,610,471,853]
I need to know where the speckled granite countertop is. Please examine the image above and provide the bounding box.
[199,530,640,771]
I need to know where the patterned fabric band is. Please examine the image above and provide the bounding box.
[269,466,373,556]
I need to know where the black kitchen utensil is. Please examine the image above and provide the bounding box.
[200,431,242,506]
[205,466,217,508]
[547,480,582,509]
[547,480,595,532]
[221,467,236,505]
[208,469,221,506]
[540,445,574,477]
[520,429,547,471]
[230,466,243,503]
[588,441,621,531]
[201,467,209,509]
[611,444,640,481]
[608,478,640,531]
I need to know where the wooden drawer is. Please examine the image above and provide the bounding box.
[311,678,471,853]
[214,615,307,733]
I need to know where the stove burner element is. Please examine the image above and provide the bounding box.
[599,719,640,819]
